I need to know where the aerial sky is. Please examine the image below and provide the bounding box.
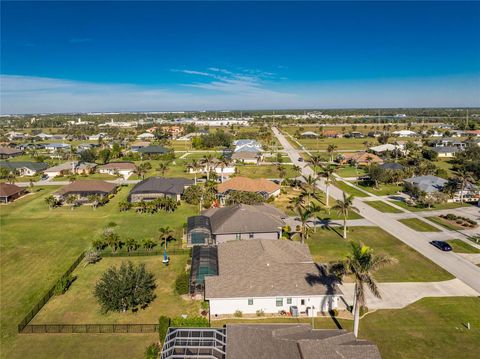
[1,1,479,114]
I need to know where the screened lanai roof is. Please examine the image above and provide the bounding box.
[190,246,218,294]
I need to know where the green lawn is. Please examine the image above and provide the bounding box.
[356,183,403,196]
[214,297,480,359]
[235,164,300,179]
[334,181,370,197]
[399,218,442,232]
[426,216,466,231]
[390,200,471,212]
[446,239,480,253]
[335,166,367,178]
[0,185,197,359]
[307,227,452,282]
[364,200,403,213]
[33,255,200,324]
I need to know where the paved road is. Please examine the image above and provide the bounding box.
[15,178,141,187]
[340,279,478,309]
[272,126,480,294]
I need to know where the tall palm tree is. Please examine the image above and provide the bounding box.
[158,226,175,252]
[201,154,216,181]
[301,174,317,205]
[327,144,338,163]
[332,192,358,239]
[217,157,231,183]
[319,164,336,208]
[331,242,395,337]
[307,202,322,233]
[156,161,169,176]
[187,159,202,185]
[309,154,323,173]
[457,169,475,203]
[294,206,312,244]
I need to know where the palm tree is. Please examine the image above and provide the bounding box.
[134,162,149,180]
[307,202,322,233]
[309,154,323,173]
[295,206,312,244]
[319,164,336,207]
[157,161,169,176]
[332,192,358,239]
[201,154,216,181]
[45,195,56,210]
[125,237,138,252]
[331,242,395,337]
[65,195,77,210]
[187,159,202,185]
[301,174,317,205]
[142,238,157,251]
[457,169,475,203]
[158,226,175,252]
[217,157,231,183]
[327,144,337,163]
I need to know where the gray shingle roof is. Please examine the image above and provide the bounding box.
[379,162,404,171]
[137,145,169,154]
[0,161,48,172]
[205,239,342,298]
[129,177,193,196]
[431,146,461,154]
[201,204,285,235]
[404,175,447,193]
[226,324,381,359]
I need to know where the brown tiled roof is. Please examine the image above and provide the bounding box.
[205,239,342,298]
[98,162,136,170]
[232,151,259,160]
[217,177,280,194]
[55,180,117,196]
[0,182,24,197]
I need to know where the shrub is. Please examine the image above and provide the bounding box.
[174,272,190,295]
[359,306,368,316]
[144,343,161,359]
[54,275,77,295]
[84,251,101,266]
[256,309,264,317]
[234,310,243,318]
[445,213,457,221]
[201,301,209,310]
[158,316,170,342]
[94,261,156,313]
[171,316,209,327]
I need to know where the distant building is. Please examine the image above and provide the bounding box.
[54,180,117,202]
[393,130,417,137]
[137,145,169,156]
[431,146,461,158]
[44,161,97,178]
[128,177,193,202]
[44,143,71,152]
[0,147,23,159]
[0,183,26,203]
[339,152,383,166]
[97,162,137,179]
[369,143,404,154]
[0,161,48,176]
[137,132,155,141]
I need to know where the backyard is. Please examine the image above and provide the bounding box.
[0,185,197,359]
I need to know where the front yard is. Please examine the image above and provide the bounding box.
[398,218,442,232]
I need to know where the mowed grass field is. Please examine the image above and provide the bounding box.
[307,227,453,282]
[0,185,197,359]
[213,297,480,359]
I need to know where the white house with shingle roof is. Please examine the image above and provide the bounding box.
[205,239,342,317]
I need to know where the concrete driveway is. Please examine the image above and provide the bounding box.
[339,279,479,309]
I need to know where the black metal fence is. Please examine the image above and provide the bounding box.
[17,251,86,333]
[99,248,191,257]
[21,323,159,334]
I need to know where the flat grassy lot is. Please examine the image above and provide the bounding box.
[389,200,470,212]
[334,181,370,197]
[364,200,403,213]
[426,216,466,231]
[33,255,200,324]
[446,239,480,253]
[235,164,300,179]
[0,185,197,358]
[399,218,441,232]
[214,297,480,359]
[356,183,403,196]
[335,165,367,178]
[307,227,452,282]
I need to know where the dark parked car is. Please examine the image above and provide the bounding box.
[430,240,452,251]
[297,157,304,162]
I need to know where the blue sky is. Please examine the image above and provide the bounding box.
[1,1,479,113]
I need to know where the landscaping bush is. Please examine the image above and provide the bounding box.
[54,275,77,295]
[84,250,101,266]
[174,271,190,295]
[158,316,170,342]
[94,261,156,313]
[234,310,243,318]
[256,309,264,317]
[359,306,369,316]
[445,214,457,221]
[144,343,161,359]
[171,316,209,327]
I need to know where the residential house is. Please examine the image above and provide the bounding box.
[0,161,48,176]
[6,131,27,141]
[0,147,24,159]
[393,130,417,137]
[231,151,261,164]
[369,143,404,155]
[54,180,117,202]
[0,183,26,203]
[322,130,340,138]
[128,177,193,202]
[217,177,281,204]
[404,175,478,202]
[205,239,343,316]
[160,324,380,359]
[130,140,150,152]
[161,125,184,139]
[339,152,383,166]
[188,158,236,177]
[345,131,364,138]
[44,161,97,178]
[233,139,262,153]
[137,132,155,141]
[137,145,169,157]
[44,143,71,153]
[88,133,110,141]
[34,133,53,141]
[379,162,404,171]
[187,204,285,246]
[98,162,137,179]
[434,138,466,149]
[431,146,461,158]
[300,131,319,138]
[232,139,263,164]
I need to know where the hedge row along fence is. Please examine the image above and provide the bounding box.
[18,248,192,334]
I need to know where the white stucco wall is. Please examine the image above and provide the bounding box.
[208,295,340,316]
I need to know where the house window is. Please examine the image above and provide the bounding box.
[248,299,253,305]
[276,298,283,307]
[235,233,241,240]
[287,298,292,304]
[249,233,254,239]
[301,299,305,306]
